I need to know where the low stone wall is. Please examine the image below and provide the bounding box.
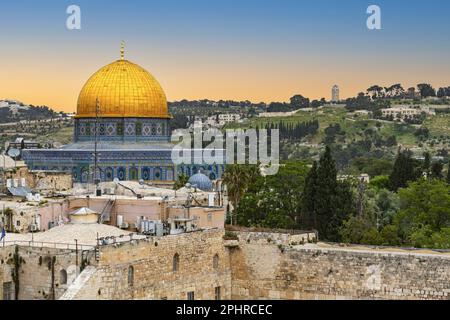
[230,232,450,300]
[63,229,231,300]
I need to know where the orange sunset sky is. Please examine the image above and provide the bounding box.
[1,0,450,112]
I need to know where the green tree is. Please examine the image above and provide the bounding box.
[340,215,376,244]
[389,150,421,191]
[366,85,385,100]
[223,165,261,225]
[423,152,431,175]
[430,162,444,179]
[173,174,189,190]
[289,94,310,109]
[235,162,309,229]
[447,165,450,184]
[395,179,450,248]
[223,165,246,224]
[369,175,390,190]
[313,146,354,241]
[302,161,318,229]
[374,188,400,227]
[315,146,337,239]
[379,225,401,246]
[417,83,436,98]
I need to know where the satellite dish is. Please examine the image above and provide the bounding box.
[113,178,120,184]
[7,148,20,158]
[139,179,145,185]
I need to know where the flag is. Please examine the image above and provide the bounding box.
[0,227,5,241]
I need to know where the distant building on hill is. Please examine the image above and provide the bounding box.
[331,85,340,103]
[381,105,435,121]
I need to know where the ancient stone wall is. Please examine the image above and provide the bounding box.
[0,245,96,300]
[3,230,450,300]
[230,232,450,300]
[29,172,73,192]
[63,229,231,300]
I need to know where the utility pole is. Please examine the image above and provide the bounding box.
[1,149,6,192]
[93,98,101,196]
[31,208,37,243]
[75,239,79,276]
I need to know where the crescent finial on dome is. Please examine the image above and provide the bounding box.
[120,41,125,60]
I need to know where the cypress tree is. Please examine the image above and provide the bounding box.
[423,152,431,175]
[389,150,417,191]
[447,165,450,184]
[302,161,318,230]
[315,146,338,239]
[431,161,444,179]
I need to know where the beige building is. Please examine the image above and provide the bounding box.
[381,105,435,121]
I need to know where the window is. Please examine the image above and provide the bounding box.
[60,269,67,285]
[215,287,221,300]
[136,122,142,136]
[105,168,114,181]
[213,254,219,269]
[128,266,134,286]
[173,253,179,272]
[117,123,124,136]
[99,123,106,136]
[187,291,195,300]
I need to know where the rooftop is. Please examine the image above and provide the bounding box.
[3,223,145,247]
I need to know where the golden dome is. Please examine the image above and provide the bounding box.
[76,59,169,118]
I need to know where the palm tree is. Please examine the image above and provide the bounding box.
[173,174,189,190]
[222,164,261,225]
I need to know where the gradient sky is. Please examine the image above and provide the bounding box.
[1,0,450,112]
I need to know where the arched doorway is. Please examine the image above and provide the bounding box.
[105,168,114,181]
[154,168,162,181]
[117,167,126,181]
[81,167,89,183]
[142,167,150,181]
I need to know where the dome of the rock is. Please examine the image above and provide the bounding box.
[76,59,169,119]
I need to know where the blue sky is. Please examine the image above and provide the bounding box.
[1,0,450,111]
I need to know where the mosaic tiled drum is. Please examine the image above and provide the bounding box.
[22,46,225,183]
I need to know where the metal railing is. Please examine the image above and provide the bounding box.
[1,240,96,251]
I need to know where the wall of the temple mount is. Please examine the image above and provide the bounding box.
[61,229,231,300]
[2,230,450,300]
[229,232,450,300]
[0,245,96,300]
